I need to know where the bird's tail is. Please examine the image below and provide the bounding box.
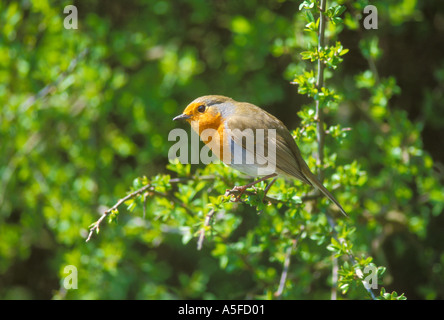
[304,169,348,217]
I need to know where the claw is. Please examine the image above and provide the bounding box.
[225,174,278,202]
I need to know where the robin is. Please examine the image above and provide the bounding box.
[173,95,347,217]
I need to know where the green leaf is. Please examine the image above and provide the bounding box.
[305,10,315,23]
[299,0,315,10]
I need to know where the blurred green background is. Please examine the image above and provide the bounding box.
[1,0,444,299]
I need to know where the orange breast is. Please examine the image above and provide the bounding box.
[195,112,227,160]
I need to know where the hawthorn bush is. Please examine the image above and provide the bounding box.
[1,0,443,300]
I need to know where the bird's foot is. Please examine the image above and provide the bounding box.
[225,175,278,203]
[225,185,248,202]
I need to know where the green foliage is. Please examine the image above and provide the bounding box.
[1,0,443,300]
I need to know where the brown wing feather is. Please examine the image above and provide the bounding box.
[224,102,347,216]
[225,102,312,185]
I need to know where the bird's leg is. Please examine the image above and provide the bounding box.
[226,173,278,202]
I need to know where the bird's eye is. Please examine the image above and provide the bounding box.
[197,105,206,113]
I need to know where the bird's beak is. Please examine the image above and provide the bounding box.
[173,113,191,121]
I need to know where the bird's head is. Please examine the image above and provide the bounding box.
[173,95,235,133]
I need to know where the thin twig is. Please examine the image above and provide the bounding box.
[197,208,216,250]
[86,184,154,242]
[86,175,211,242]
[331,253,338,300]
[143,192,148,219]
[19,48,89,113]
[225,188,321,205]
[86,175,215,242]
[274,231,302,298]
[325,127,352,135]
[0,133,41,208]
[314,1,375,300]
[150,189,194,216]
[86,173,325,243]
[315,0,327,182]
[315,0,361,300]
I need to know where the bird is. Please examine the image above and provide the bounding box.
[173,95,347,217]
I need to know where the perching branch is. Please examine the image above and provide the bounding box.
[87,171,326,242]
[86,179,201,242]
[86,175,217,242]
[226,188,323,205]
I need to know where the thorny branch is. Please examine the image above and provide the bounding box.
[86,183,154,242]
[86,175,323,243]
